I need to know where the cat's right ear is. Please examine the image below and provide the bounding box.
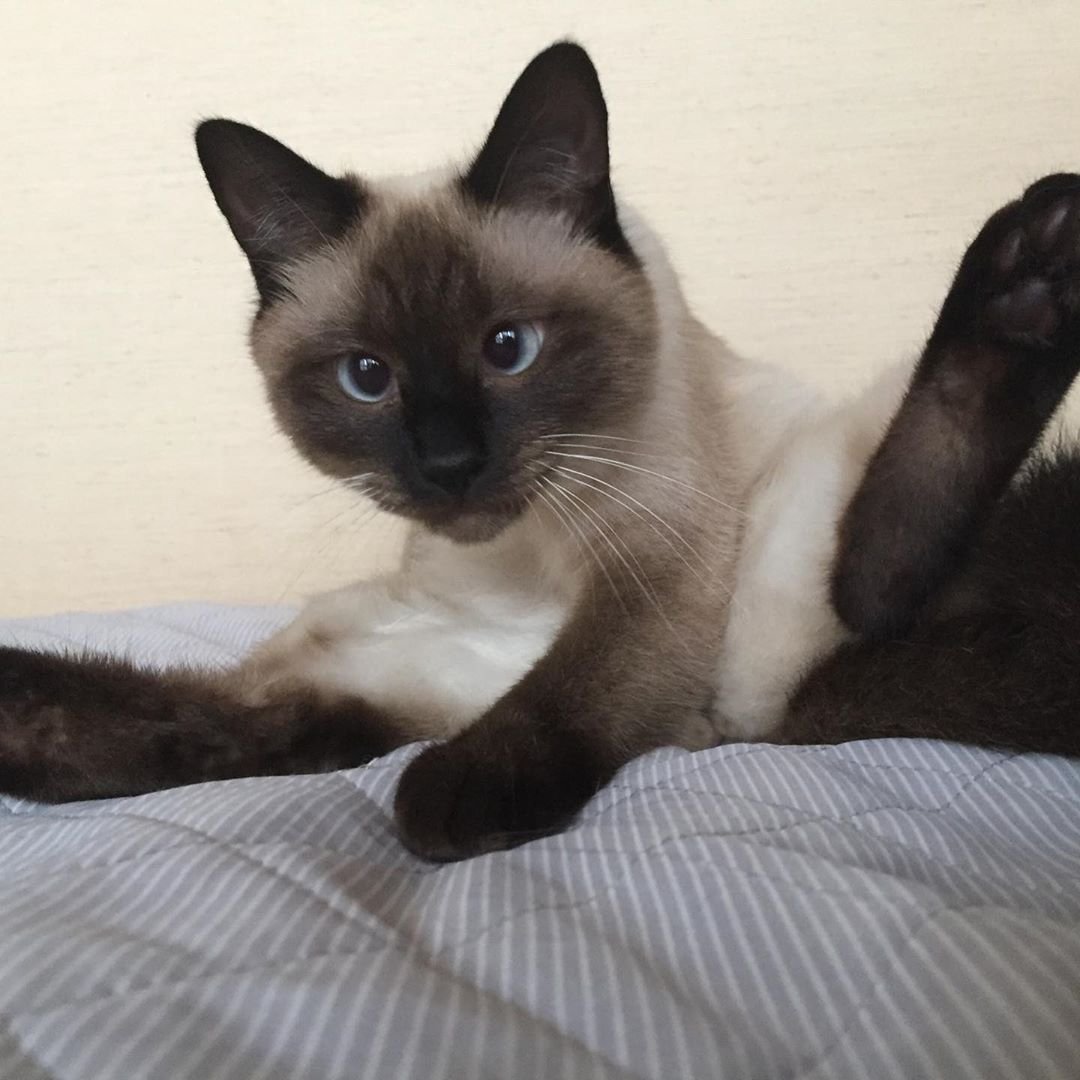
[194,119,363,302]
[463,42,633,260]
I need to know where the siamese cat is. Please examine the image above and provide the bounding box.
[2,43,1078,861]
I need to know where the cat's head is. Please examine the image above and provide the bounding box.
[196,42,658,542]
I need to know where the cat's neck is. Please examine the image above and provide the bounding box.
[396,207,744,605]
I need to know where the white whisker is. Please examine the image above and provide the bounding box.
[290,472,375,509]
[339,472,376,491]
[541,433,666,446]
[550,464,714,588]
[543,451,746,517]
[546,441,695,467]
[546,476,678,636]
[537,479,628,615]
[528,479,598,610]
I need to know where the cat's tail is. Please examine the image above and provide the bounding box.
[0,647,406,802]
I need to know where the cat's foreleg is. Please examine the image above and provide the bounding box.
[392,564,721,862]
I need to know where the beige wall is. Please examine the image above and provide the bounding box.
[3,0,1079,616]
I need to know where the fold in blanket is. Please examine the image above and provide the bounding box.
[1,604,1078,1080]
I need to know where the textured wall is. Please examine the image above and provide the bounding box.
[3,1,1078,615]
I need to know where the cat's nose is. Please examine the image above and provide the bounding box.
[412,408,487,497]
[418,445,486,497]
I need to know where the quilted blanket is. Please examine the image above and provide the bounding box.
[1,604,1078,1079]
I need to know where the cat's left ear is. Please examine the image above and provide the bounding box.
[463,41,633,260]
[195,119,364,303]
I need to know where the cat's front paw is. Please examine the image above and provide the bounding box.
[393,713,605,862]
[942,173,1080,352]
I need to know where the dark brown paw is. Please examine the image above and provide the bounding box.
[942,173,1080,352]
[393,717,604,862]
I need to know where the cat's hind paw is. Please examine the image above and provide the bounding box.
[943,173,1080,353]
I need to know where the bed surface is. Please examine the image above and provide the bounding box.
[1,604,1078,1079]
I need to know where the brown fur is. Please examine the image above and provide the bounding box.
[790,175,1080,757]
[255,194,659,542]
[3,43,1079,865]
[0,45,740,856]
[0,647,406,801]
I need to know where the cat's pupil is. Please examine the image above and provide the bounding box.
[485,326,521,370]
[346,355,390,398]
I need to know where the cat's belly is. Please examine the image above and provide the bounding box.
[715,359,911,737]
[715,418,854,737]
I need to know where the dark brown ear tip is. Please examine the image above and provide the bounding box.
[194,118,266,157]
[194,117,231,146]
[193,118,241,170]
[542,39,594,61]
[527,40,601,83]
[193,119,213,153]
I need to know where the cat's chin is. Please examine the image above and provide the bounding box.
[427,509,520,545]
[362,488,528,544]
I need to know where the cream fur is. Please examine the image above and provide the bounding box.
[717,360,910,735]
[242,186,910,743]
[239,509,580,737]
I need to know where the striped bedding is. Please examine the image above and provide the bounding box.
[1,604,1078,1079]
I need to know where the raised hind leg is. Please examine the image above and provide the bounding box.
[833,174,1080,638]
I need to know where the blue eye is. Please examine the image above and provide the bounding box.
[483,321,544,374]
[337,354,393,402]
